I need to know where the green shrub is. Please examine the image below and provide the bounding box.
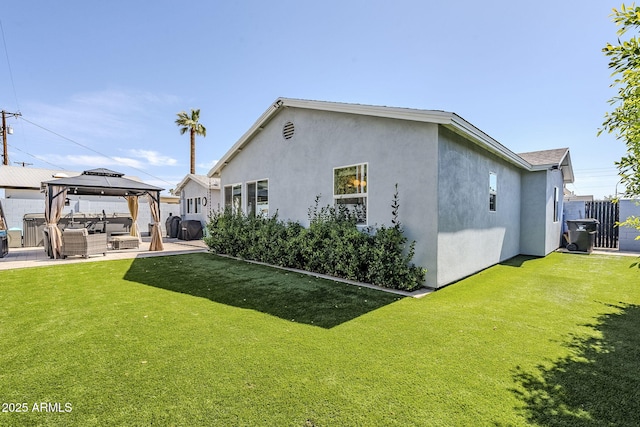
[204,186,426,291]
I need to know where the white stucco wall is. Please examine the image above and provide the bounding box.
[179,179,220,226]
[436,127,522,286]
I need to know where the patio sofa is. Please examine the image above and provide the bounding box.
[61,228,107,258]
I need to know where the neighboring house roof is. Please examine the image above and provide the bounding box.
[0,165,81,190]
[207,98,574,183]
[175,174,220,195]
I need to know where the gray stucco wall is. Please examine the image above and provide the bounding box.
[544,169,565,254]
[619,199,640,251]
[218,107,563,288]
[436,127,522,286]
[520,171,548,256]
[219,107,440,287]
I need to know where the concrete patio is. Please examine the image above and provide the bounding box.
[0,237,208,270]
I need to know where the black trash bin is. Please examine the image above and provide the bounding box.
[566,219,599,253]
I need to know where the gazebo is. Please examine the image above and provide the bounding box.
[42,168,164,258]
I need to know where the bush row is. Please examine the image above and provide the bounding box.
[204,190,426,291]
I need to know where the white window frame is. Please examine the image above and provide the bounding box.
[333,163,368,225]
[247,179,269,217]
[553,187,559,222]
[223,183,243,213]
[489,172,497,212]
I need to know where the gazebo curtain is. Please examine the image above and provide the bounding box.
[147,193,164,251]
[126,196,141,240]
[45,185,67,259]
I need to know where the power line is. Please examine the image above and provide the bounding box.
[18,116,175,186]
[7,142,67,170]
[0,19,21,112]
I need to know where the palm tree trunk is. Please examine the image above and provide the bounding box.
[190,128,196,174]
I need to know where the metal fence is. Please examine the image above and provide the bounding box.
[585,201,619,249]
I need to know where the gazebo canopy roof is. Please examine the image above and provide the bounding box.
[42,168,164,197]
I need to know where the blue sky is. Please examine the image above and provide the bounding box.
[0,0,627,198]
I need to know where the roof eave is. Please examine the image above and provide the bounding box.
[444,115,532,170]
[208,97,567,179]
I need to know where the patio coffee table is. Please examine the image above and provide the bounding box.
[111,235,140,250]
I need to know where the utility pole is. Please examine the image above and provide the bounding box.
[2,110,21,166]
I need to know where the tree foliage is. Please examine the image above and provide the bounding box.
[602,4,640,197]
[602,4,640,238]
[175,108,206,175]
[204,186,427,291]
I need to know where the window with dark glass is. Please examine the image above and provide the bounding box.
[489,172,497,212]
[247,179,269,217]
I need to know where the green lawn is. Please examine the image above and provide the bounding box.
[0,252,638,426]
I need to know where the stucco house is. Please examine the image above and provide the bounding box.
[208,98,574,289]
[175,173,221,226]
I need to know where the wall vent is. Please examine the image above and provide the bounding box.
[282,121,295,140]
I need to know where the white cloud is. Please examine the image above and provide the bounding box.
[128,149,178,166]
[197,159,218,171]
[38,154,144,170]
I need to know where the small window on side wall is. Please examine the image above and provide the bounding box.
[489,172,497,212]
[553,187,559,222]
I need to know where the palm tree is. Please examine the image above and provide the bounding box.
[175,108,207,174]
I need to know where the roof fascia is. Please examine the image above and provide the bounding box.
[209,97,561,178]
[280,98,454,124]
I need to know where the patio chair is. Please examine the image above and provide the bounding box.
[61,228,107,258]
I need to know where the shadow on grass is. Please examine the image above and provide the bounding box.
[500,255,540,268]
[123,253,402,329]
[513,303,640,426]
